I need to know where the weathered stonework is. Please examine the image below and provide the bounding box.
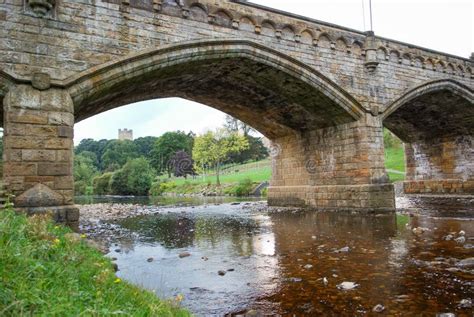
[0,0,473,221]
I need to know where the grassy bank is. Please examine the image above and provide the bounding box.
[0,208,190,316]
[385,147,406,182]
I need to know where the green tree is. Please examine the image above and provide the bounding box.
[150,131,194,177]
[193,129,249,185]
[75,138,111,171]
[101,140,139,171]
[134,136,158,161]
[109,158,154,196]
[92,172,113,195]
[74,153,98,195]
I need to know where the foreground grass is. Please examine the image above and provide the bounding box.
[0,209,190,316]
[385,146,406,183]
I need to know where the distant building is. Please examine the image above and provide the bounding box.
[118,129,133,141]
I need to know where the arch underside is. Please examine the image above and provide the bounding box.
[384,89,473,143]
[70,40,364,139]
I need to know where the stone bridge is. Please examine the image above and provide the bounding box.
[1,0,472,226]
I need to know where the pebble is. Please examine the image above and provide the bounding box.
[179,252,191,258]
[458,230,465,236]
[444,234,453,241]
[334,246,350,253]
[303,264,313,269]
[412,227,430,235]
[436,313,455,317]
[147,257,154,262]
[372,304,385,313]
[337,281,359,290]
[454,236,466,244]
[218,270,226,276]
[458,298,472,309]
[323,277,328,286]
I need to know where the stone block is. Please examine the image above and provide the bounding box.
[37,163,70,176]
[14,183,64,207]
[22,149,56,162]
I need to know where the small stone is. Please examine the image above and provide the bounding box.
[179,252,191,258]
[458,230,466,236]
[311,235,317,239]
[456,257,474,268]
[458,299,472,309]
[436,313,455,317]
[201,256,209,261]
[412,227,429,235]
[372,304,385,313]
[337,281,359,290]
[323,277,328,286]
[114,249,121,253]
[444,234,453,241]
[112,262,119,272]
[227,268,235,272]
[454,236,466,244]
[218,270,226,276]
[147,257,154,262]
[334,246,350,253]
[303,264,313,269]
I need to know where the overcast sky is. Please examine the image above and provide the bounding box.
[74,0,472,144]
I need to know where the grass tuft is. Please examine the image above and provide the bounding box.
[0,209,190,316]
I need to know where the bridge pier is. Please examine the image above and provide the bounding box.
[268,114,396,213]
[403,136,474,195]
[3,84,79,228]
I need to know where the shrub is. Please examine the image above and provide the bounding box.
[227,178,254,197]
[74,180,88,195]
[92,172,113,195]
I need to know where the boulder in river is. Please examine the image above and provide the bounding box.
[179,252,191,258]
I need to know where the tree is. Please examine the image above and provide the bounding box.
[92,172,113,195]
[193,129,249,185]
[169,150,196,178]
[73,153,98,195]
[224,115,255,136]
[134,136,158,161]
[109,158,154,196]
[101,140,139,171]
[227,135,269,163]
[75,138,111,171]
[150,131,194,177]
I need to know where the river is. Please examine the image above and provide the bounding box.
[78,196,474,316]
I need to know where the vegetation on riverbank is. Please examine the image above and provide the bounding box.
[0,207,190,316]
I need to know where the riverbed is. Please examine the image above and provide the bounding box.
[78,196,474,316]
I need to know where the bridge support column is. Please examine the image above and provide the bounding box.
[3,84,78,228]
[403,136,473,195]
[268,114,395,213]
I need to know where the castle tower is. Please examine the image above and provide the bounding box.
[118,129,133,141]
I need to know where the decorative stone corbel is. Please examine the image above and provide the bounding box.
[182,8,189,18]
[275,30,282,39]
[295,34,301,43]
[27,0,55,17]
[254,25,261,34]
[232,20,239,29]
[364,31,379,72]
[208,14,216,24]
[153,0,162,12]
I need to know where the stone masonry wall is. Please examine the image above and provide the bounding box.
[268,114,395,212]
[3,84,78,226]
[404,136,474,194]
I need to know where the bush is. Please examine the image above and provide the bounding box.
[74,180,88,195]
[92,172,113,195]
[150,181,177,196]
[109,158,155,196]
[227,178,254,197]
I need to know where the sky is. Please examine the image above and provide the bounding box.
[74,0,473,144]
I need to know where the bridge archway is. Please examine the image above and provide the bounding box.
[67,39,364,139]
[383,79,474,194]
[3,39,397,225]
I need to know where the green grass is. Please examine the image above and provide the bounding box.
[385,147,406,182]
[0,208,190,316]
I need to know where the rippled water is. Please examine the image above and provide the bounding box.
[96,197,473,316]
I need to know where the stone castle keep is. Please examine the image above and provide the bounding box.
[118,128,133,141]
[0,0,472,227]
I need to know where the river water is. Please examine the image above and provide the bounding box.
[78,196,474,316]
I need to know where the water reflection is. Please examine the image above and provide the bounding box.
[103,202,473,316]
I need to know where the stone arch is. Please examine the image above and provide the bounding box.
[376,46,387,60]
[317,32,332,49]
[299,29,314,45]
[66,39,364,139]
[382,79,474,142]
[281,25,295,41]
[389,50,400,63]
[425,58,435,71]
[446,63,455,75]
[413,56,424,68]
[335,36,348,52]
[435,60,446,72]
[261,20,276,37]
[213,9,233,28]
[401,53,412,66]
[239,15,256,32]
[188,2,208,22]
[456,65,465,76]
